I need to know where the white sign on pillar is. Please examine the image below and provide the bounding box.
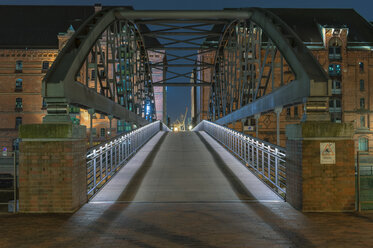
[320,142,336,164]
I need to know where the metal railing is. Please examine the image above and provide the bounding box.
[86,121,169,198]
[0,151,18,212]
[193,120,286,197]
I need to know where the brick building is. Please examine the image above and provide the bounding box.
[0,5,166,151]
[193,9,373,155]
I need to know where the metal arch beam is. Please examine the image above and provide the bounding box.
[250,8,328,83]
[211,8,330,124]
[43,8,329,126]
[43,8,150,126]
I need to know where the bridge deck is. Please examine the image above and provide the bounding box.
[1,131,373,247]
[92,131,281,203]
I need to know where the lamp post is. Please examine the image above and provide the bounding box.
[88,108,95,147]
[108,115,113,138]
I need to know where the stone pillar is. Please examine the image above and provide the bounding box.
[286,122,355,212]
[19,123,87,213]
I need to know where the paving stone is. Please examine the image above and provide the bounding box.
[0,131,372,248]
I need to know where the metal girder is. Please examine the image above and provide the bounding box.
[64,81,149,126]
[43,8,329,127]
[150,64,214,68]
[43,8,155,126]
[152,83,210,87]
[151,47,207,50]
[114,10,254,20]
[209,8,330,124]
[215,79,306,125]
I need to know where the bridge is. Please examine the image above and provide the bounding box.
[8,7,366,247]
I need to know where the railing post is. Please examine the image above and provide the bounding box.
[275,148,279,187]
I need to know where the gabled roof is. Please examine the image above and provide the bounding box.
[269,8,373,45]
[207,8,373,47]
[0,5,161,49]
[0,5,94,49]
[1,6,371,49]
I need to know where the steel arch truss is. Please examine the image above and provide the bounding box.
[43,8,330,126]
[210,9,331,125]
[43,8,155,125]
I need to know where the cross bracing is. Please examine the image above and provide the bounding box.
[43,8,330,126]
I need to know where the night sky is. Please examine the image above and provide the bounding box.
[4,0,373,123]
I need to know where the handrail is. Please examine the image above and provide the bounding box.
[193,120,286,197]
[86,120,170,198]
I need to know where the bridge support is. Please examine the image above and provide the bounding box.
[19,124,87,213]
[286,122,355,212]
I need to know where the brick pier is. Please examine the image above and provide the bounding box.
[19,123,87,213]
[286,122,355,212]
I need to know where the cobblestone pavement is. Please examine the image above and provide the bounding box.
[1,132,372,248]
[1,202,373,248]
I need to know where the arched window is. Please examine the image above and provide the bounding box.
[328,64,341,77]
[359,137,369,152]
[329,37,342,60]
[15,79,22,91]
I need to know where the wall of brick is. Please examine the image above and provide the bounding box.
[285,139,303,210]
[19,124,87,213]
[301,139,355,211]
[286,122,355,212]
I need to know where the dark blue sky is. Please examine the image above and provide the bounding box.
[4,0,373,122]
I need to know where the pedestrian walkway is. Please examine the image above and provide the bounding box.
[1,131,373,248]
[92,131,281,204]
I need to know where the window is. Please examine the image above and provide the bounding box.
[15,98,22,111]
[15,79,22,91]
[250,118,256,126]
[69,106,80,114]
[328,37,342,60]
[91,69,96,80]
[91,51,96,63]
[15,60,23,72]
[332,80,341,94]
[42,61,49,72]
[286,107,291,117]
[328,64,341,77]
[117,120,126,133]
[359,137,368,152]
[294,106,298,117]
[42,98,47,109]
[331,112,342,123]
[360,116,366,128]
[15,117,22,129]
[359,62,364,72]
[329,98,341,112]
[360,98,365,109]
[100,128,106,137]
[99,70,105,78]
[99,52,105,64]
[360,80,365,91]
